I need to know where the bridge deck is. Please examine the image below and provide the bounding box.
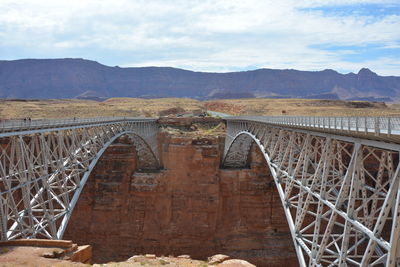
[0,117,157,136]
[225,115,400,144]
[1,115,400,266]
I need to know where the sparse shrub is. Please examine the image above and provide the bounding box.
[1,248,10,254]
[52,248,64,257]
[159,259,169,265]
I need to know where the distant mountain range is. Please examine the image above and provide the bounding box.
[0,58,399,102]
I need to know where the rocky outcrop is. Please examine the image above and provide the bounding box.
[219,259,256,266]
[208,254,231,264]
[63,132,298,266]
[91,254,256,266]
[0,239,92,265]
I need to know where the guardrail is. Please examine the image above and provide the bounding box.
[0,117,157,133]
[226,116,400,136]
[3,115,400,137]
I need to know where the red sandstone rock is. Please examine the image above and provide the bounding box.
[209,254,231,264]
[145,254,156,259]
[177,255,191,259]
[218,259,256,267]
[64,133,298,267]
[0,239,92,266]
[70,245,92,263]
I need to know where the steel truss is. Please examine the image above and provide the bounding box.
[0,119,159,241]
[223,119,400,267]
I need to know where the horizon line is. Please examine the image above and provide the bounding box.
[0,57,390,77]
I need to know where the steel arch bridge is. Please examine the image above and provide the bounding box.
[1,115,400,266]
[223,116,400,267]
[0,117,159,241]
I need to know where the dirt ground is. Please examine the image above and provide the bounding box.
[0,246,84,267]
[0,248,253,267]
[1,97,399,119]
[204,98,400,116]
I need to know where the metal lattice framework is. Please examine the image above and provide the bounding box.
[2,114,400,266]
[0,118,159,241]
[223,118,400,267]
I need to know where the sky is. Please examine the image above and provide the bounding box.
[0,0,399,75]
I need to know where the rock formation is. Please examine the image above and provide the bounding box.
[63,123,298,266]
[0,58,399,101]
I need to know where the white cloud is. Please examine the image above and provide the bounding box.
[0,0,399,75]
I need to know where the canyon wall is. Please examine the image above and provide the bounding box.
[64,132,298,266]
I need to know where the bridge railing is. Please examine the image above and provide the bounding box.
[0,116,157,133]
[226,116,400,136]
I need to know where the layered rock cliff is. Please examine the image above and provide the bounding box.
[63,130,298,266]
[1,58,399,101]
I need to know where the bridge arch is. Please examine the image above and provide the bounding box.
[0,120,160,241]
[2,116,400,266]
[222,120,400,266]
[57,130,160,239]
[222,130,306,265]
